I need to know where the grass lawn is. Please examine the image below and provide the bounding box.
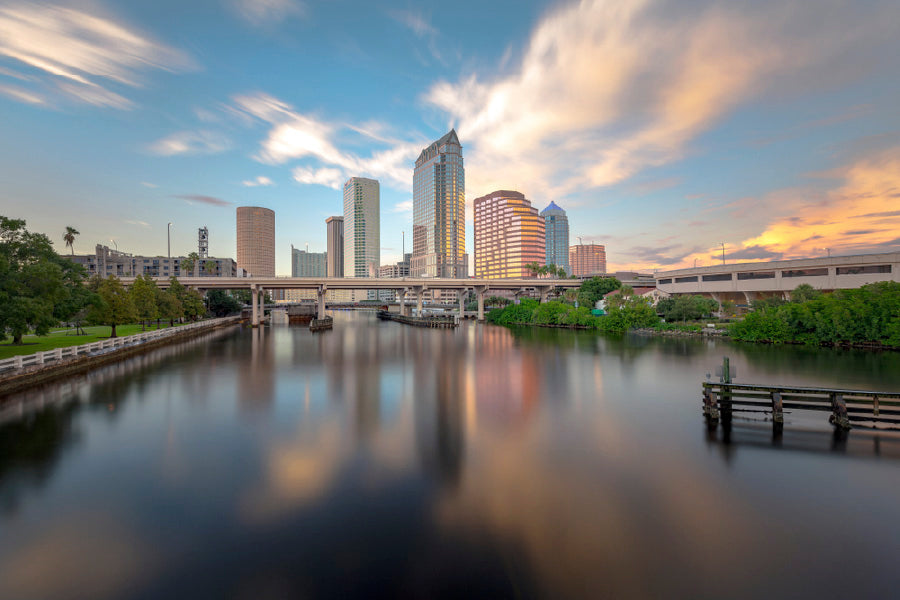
[0,322,180,360]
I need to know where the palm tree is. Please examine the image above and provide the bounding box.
[204,260,217,276]
[524,261,541,278]
[63,226,79,255]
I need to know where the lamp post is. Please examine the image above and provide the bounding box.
[719,242,726,265]
[167,222,172,259]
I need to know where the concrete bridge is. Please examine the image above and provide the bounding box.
[122,276,581,326]
[656,251,899,304]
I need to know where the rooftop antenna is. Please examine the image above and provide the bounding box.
[719,242,726,265]
[578,236,583,245]
[306,242,309,253]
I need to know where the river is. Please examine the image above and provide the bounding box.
[1,312,899,599]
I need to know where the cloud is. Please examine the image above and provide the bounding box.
[291,166,344,190]
[716,245,783,261]
[124,219,151,228]
[174,194,231,207]
[392,200,413,213]
[231,0,306,27]
[242,175,274,187]
[140,182,158,188]
[148,131,231,156]
[233,92,421,190]
[389,9,437,37]
[0,3,194,109]
[0,83,45,105]
[423,0,899,200]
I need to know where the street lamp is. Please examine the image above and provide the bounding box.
[719,242,726,265]
[110,238,117,252]
[167,222,172,259]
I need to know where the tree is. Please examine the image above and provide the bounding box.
[524,261,542,278]
[206,289,242,317]
[157,289,183,327]
[576,276,621,309]
[0,217,80,344]
[63,226,79,255]
[181,252,199,277]
[181,288,206,321]
[557,266,568,278]
[791,284,822,303]
[88,275,136,337]
[130,274,159,330]
[204,260,217,276]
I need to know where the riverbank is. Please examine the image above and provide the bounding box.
[0,317,241,397]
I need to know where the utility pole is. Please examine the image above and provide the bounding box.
[720,242,726,265]
[168,222,172,259]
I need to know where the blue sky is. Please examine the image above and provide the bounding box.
[1,0,899,275]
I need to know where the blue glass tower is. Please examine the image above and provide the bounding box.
[541,201,570,275]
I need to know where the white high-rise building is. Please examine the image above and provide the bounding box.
[343,177,380,301]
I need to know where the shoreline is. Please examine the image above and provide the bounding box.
[0,317,241,398]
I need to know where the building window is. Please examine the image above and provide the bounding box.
[675,276,698,283]
[702,273,733,282]
[657,278,672,284]
[737,271,775,280]
[836,265,891,275]
[783,268,828,277]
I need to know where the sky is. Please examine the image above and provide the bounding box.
[1,0,899,276]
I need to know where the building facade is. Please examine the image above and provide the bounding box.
[236,206,275,277]
[541,202,570,275]
[377,253,412,302]
[291,248,326,277]
[326,216,344,278]
[343,177,380,301]
[474,190,545,279]
[411,129,467,278]
[570,244,607,277]
[68,244,245,278]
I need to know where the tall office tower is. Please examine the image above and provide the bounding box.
[198,227,209,259]
[569,243,607,277]
[343,177,380,300]
[291,247,326,277]
[541,202,569,275]
[411,129,466,278]
[326,216,344,277]
[473,190,545,279]
[236,206,275,277]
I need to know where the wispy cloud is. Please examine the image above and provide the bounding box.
[174,194,231,207]
[231,0,306,27]
[0,3,194,109]
[388,9,444,65]
[242,175,274,187]
[424,0,899,200]
[232,92,421,190]
[148,131,231,156]
[392,200,413,213]
[124,219,151,228]
[0,83,45,106]
[139,182,158,188]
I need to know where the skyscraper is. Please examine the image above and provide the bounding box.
[326,216,344,277]
[236,206,275,277]
[412,129,466,278]
[570,243,607,276]
[343,177,380,300]
[474,190,545,279]
[291,247,326,277]
[541,202,569,275]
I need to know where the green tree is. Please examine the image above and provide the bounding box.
[791,284,822,303]
[88,275,136,337]
[524,261,542,278]
[181,252,199,277]
[576,276,621,309]
[130,274,159,330]
[0,217,81,344]
[181,288,206,321]
[157,289,183,327]
[204,260,217,276]
[206,289,242,317]
[63,226,79,255]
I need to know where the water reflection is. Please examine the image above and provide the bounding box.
[1,314,900,599]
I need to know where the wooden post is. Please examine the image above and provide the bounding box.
[720,357,732,424]
[771,391,784,423]
[873,395,880,418]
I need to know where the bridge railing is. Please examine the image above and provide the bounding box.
[0,317,238,375]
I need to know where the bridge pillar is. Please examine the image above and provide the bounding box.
[514,288,526,304]
[458,289,466,316]
[742,291,756,305]
[415,287,425,316]
[317,285,327,319]
[538,286,552,303]
[475,285,488,321]
[258,288,265,324]
[250,284,259,327]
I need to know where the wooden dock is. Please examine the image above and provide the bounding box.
[376,310,458,328]
[702,357,900,430]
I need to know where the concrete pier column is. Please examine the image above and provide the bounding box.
[475,285,488,321]
[742,291,756,305]
[415,287,424,316]
[539,286,551,303]
[250,284,259,327]
[458,289,466,316]
[514,288,525,304]
[317,285,327,319]
[259,288,265,324]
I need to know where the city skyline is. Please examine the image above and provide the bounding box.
[2,0,899,275]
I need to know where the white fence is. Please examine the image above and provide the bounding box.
[0,318,239,375]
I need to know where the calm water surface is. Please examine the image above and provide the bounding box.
[2,312,900,599]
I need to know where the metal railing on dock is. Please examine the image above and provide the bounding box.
[702,357,900,430]
[376,310,458,328]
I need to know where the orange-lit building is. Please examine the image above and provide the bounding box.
[236,206,275,277]
[474,190,545,279]
[569,243,607,276]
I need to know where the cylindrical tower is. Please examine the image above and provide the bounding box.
[236,206,275,277]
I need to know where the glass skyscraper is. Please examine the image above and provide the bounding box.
[411,129,467,278]
[541,201,570,275]
[343,177,380,300]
